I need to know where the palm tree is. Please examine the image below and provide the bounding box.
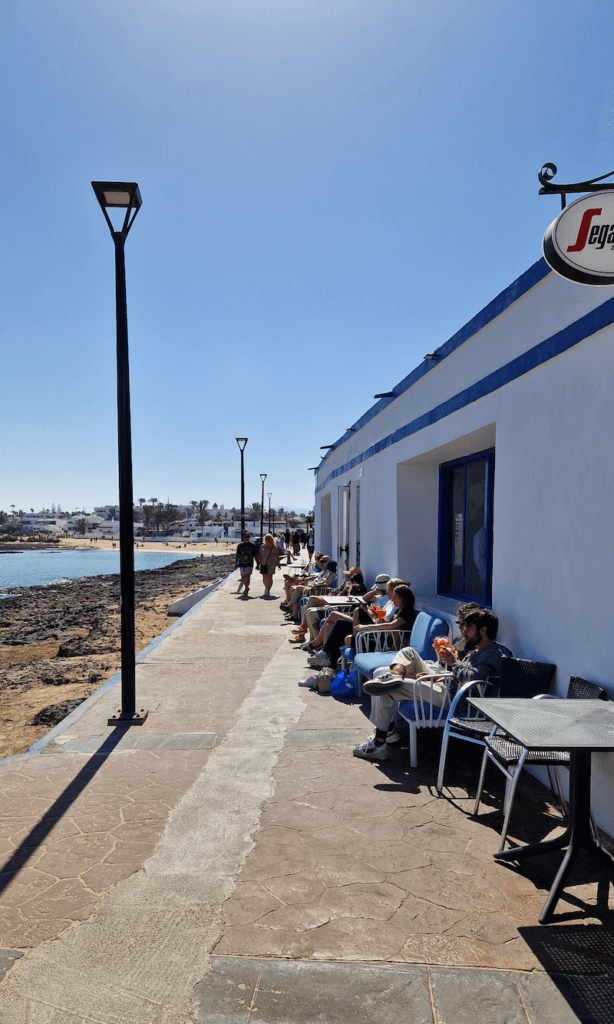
[195,500,209,535]
[141,504,155,536]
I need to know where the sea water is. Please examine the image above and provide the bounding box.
[0,549,201,591]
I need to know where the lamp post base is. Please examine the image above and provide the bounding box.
[107,708,149,726]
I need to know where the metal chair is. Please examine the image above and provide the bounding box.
[395,668,454,768]
[395,646,515,770]
[474,675,607,852]
[436,656,554,794]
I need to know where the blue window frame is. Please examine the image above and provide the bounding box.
[437,448,494,605]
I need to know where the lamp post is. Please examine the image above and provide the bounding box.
[259,473,267,542]
[91,180,147,726]
[236,437,248,534]
[267,492,272,534]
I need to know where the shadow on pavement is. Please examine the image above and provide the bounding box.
[519,925,614,1024]
[0,728,131,897]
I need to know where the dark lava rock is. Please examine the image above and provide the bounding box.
[0,554,236,653]
[27,699,85,727]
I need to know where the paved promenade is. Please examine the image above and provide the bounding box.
[0,569,613,1022]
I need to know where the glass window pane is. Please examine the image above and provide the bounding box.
[463,460,486,597]
[446,468,464,592]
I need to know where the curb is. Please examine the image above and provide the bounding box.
[0,570,237,765]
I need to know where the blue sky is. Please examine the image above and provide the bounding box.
[1,0,613,514]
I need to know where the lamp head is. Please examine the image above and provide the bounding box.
[235,437,248,451]
[260,473,267,483]
[92,181,142,239]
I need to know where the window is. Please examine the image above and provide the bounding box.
[438,448,494,605]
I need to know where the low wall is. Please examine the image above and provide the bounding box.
[166,576,229,616]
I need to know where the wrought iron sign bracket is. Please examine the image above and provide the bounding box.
[539,163,614,210]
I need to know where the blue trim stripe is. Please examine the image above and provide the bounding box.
[320,258,552,459]
[316,294,614,494]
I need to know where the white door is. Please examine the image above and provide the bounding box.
[337,485,350,572]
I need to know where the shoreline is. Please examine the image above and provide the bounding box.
[0,553,237,759]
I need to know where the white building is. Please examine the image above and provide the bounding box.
[313,256,614,834]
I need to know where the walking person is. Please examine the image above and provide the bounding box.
[234,530,259,599]
[306,529,314,562]
[258,533,281,597]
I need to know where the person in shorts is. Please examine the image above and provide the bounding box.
[235,530,259,598]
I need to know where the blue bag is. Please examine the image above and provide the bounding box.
[331,669,359,699]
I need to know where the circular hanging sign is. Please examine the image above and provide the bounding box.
[542,190,614,285]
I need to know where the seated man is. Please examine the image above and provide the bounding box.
[353,607,501,761]
[281,560,337,621]
[282,553,326,602]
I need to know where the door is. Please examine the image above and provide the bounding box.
[337,485,350,572]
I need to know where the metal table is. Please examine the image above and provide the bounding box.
[468,697,614,923]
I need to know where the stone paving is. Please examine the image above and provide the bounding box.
[0,567,613,1022]
[215,691,614,972]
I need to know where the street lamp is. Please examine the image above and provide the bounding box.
[267,492,272,534]
[259,473,267,542]
[91,180,147,726]
[235,437,248,534]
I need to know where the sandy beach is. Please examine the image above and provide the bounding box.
[0,553,236,759]
[57,536,238,555]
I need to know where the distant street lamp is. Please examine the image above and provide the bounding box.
[235,437,248,533]
[91,180,147,726]
[259,473,267,543]
[267,492,272,534]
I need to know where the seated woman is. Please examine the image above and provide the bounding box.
[351,583,417,650]
[315,584,416,670]
[299,576,401,649]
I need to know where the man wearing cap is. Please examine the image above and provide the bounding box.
[280,560,338,622]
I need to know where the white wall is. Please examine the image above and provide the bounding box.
[313,261,614,833]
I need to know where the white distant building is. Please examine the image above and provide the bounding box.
[313,256,614,836]
[19,513,71,534]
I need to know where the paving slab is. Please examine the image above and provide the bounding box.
[0,567,612,1023]
[194,956,434,1024]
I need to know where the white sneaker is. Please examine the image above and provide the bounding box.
[353,737,389,761]
[298,676,316,688]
